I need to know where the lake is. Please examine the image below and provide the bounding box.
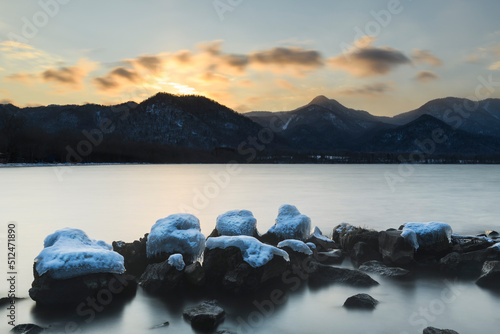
[1,164,500,333]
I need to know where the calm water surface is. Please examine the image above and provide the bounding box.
[1,164,500,333]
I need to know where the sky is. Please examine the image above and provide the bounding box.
[0,0,500,116]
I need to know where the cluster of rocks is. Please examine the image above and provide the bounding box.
[25,204,499,332]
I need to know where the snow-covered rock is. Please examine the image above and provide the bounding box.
[306,226,336,251]
[306,242,317,250]
[168,253,186,271]
[146,214,205,261]
[277,239,313,255]
[267,204,311,241]
[216,210,257,236]
[206,236,289,268]
[34,228,125,280]
[402,222,452,251]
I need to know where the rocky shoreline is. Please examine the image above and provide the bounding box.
[11,205,500,333]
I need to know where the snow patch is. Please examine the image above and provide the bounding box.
[277,239,313,255]
[35,228,125,280]
[312,226,332,242]
[216,210,257,236]
[146,214,205,260]
[206,236,289,268]
[306,242,316,250]
[168,254,185,271]
[402,222,452,250]
[268,204,311,241]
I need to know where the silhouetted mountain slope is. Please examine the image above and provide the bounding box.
[390,97,500,137]
[361,114,500,155]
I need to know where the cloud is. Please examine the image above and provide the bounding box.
[412,50,442,67]
[5,72,37,85]
[415,70,439,83]
[134,55,164,74]
[329,37,410,77]
[93,67,142,92]
[466,43,500,67]
[338,82,394,96]
[250,47,323,68]
[199,72,230,83]
[4,59,97,91]
[41,59,97,90]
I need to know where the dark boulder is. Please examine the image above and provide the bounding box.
[139,260,184,294]
[112,234,149,277]
[306,227,337,251]
[476,261,500,290]
[332,223,379,253]
[440,246,500,278]
[379,230,414,266]
[29,270,136,306]
[315,249,345,265]
[359,260,410,278]
[184,262,206,288]
[203,246,288,294]
[343,293,378,309]
[183,300,225,331]
[350,241,382,268]
[423,327,459,334]
[10,324,45,334]
[258,231,281,246]
[309,263,378,287]
[451,235,494,253]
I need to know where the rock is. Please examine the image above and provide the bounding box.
[343,293,378,309]
[451,235,494,253]
[10,324,45,334]
[423,327,459,334]
[306,227,337,251]
[204,237,289,294]
[0,297,24,306]
[265,204,311,242]
[332,223,379,253]
[183,300,225,331]
[149,322,170,329]
[401,222,452,259]
[315,249,345,265]
[358,260,410,278]
[184,262,206,287]
[440,246,500,277]
[29,271,136,306]
[309,263,378,287]
[486,231,500,239]
[112,234,149,277]
[139,260,184,294]
[350,241,382,268]
[216,210,257,236]
[379,230,414,266]
[146,213,205,263]
[476,261,500,290]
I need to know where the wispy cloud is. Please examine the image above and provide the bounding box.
[415,70,439,83]
[328,37,410,77]
[338,82,394,96]
[412,50,442,67]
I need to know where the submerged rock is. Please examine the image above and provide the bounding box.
[309,263,378,287]
[358,260,410,278]
[423,327,459,334]
[379,230,414,266]
[476,261,500,290]
[343,293,378,309]
[10,324,45,334]
[149,321,169,330]
[183,300,225,331]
